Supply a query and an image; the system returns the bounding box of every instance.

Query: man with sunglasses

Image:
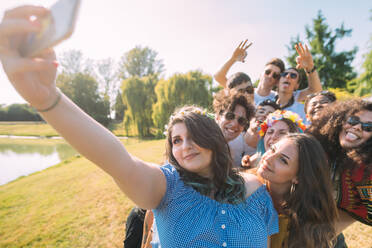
[274,43,322,122]
[213,89,255,168]
[214,39,285,105]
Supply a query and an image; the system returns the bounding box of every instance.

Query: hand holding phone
[20,0,81,57]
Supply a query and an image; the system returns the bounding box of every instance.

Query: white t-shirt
[277,91,308,124]
[228,133,256,168]
[254,89,276,106]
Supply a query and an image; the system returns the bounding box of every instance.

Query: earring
[290,183,296,195]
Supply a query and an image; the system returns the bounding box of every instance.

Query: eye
[279,130,288,135]
[280,156,288,165]
[267,129,274,134]
[172,137,182,145]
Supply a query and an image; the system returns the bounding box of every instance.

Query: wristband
[306,66,316,74]
[35,89,62,112]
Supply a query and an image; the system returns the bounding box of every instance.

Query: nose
[352,123,363,131]
[230,117,239,127]
[314,102,323,108]
[263,149,276,163]
[182,138,193,150]
[271,131,281,142]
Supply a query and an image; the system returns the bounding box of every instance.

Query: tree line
[1,10,371,137]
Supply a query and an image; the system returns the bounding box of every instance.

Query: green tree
[121,76,157,137]
[5,104,41,121]
[347,10,372,97]
[286,10,358,89]
[57,73,110,126]
[114,90,126,121]
[152,71,213,131]
[118,46,164,79]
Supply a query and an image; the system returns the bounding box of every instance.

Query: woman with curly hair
[256,133,338,248]
[308,99,372,229]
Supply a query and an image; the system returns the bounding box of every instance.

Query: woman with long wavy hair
[247,133,338,247]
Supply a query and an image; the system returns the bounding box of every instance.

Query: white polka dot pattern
[153,164,279,248]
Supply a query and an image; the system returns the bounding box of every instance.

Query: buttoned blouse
[153,164,279,248]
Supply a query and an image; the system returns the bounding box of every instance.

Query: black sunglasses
[280,72,298,79]
[238,85,254,94]
[264,69,280,80]
[225,112,248,126]
[346,116,372,132]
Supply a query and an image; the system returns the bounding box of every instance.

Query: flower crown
[258,110,306,137]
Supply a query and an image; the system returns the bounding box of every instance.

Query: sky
[0,0,371,105]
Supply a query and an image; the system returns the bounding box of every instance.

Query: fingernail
[52,61,59,68]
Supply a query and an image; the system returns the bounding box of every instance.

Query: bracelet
[35,89,62,112]
[306,66,316,74]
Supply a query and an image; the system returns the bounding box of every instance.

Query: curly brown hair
[212,89,255,124]
[307,99,372,167]
[165,106,246,204]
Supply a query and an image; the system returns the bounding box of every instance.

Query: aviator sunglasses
[264,69,280,80]
[225,112,248,126]
[280,71,298,79]
[346,116,372,132]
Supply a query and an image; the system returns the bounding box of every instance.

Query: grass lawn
[0,137,370,247]
[0,122,129,137]
[0,122,59,137]
[0,138,165,248]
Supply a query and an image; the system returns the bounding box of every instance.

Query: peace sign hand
[295,43,314,72]
[231,39,252,63]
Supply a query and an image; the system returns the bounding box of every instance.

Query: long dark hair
[308,99,372,168]
[165,106,246,204]
[282,133,337,248]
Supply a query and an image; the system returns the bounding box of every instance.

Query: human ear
[292,177,299,185]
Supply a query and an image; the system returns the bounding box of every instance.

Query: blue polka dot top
[153,164,279,248]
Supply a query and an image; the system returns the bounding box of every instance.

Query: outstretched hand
[0,6,58,110]
[231,39,252,63]
[295,43,314,72]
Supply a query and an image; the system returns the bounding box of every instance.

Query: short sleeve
[155,164,177,210]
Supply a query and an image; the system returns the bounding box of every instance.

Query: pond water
[0,139,77,185]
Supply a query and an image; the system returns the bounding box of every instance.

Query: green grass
[0,122,59,137]
[0,138,165,248]
[0,121,129,138]
[0,135,370,247]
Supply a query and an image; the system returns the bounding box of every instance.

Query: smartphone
[20,0,81,57]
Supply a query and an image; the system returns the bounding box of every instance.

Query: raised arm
[214,39,252,88]
[244,118,261,148]
[295,43,322,102]
[0,5,166,210]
